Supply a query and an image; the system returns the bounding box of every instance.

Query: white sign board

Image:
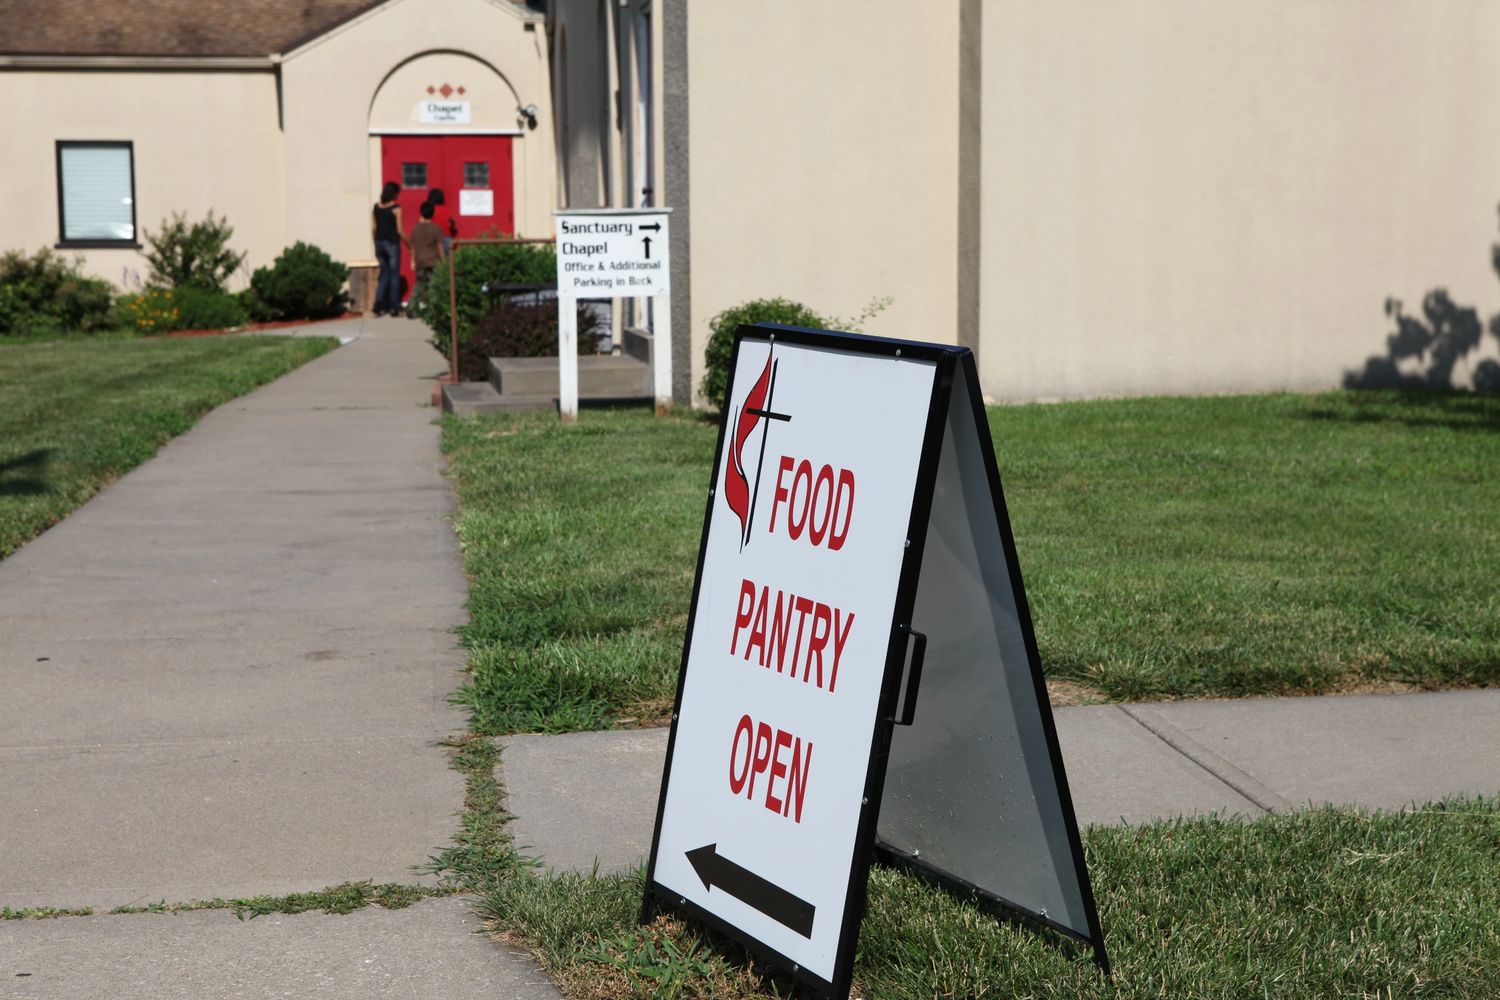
[553,208,675,420]
[556,211,670,296]
[458,188,493,216]
[418,100,471,124]
[647,332,936,989]
[644,327,1109,996]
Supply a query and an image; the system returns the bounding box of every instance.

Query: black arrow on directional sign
[642,236,653,259]
[686,844,815,938]
[639,222,662,232]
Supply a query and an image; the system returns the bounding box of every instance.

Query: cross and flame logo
[723,346,792,550]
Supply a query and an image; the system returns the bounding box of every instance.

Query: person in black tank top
[372,181,408,315]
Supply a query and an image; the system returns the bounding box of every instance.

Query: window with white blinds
[57,142,136,244]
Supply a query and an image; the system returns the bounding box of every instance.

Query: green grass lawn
[433,737,1500,998]
[442,390,1500,732]
[471,798,1500,999]
[437,392,1500,998]
[444,409,707,733]
[999,391,1500,702]
[0,335,337,558]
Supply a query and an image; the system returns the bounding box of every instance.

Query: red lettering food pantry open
[642,325,1109,997]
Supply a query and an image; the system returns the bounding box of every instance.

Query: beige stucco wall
[368,50,522,132]
[649,7,666,215]
[549,0,612,208]
[683,2,962,401]
[1,69,285,290]
[982,0,1500,401]
[282,0,555,266]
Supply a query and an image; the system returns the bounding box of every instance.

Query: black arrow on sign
[642,236,653,259]
[639,222,662,232]
[686,844,815,938]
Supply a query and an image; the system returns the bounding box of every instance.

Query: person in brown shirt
[409,202,447,316]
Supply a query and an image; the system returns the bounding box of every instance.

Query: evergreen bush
[248,242,349,321]
[237,286,275,323]
[699,298,829,410]
[421,240,556,350]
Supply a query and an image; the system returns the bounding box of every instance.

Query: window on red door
[463,162,489,188]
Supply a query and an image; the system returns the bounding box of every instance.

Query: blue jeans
[375,240,402,313]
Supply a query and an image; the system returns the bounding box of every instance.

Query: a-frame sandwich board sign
[641,325,1107,998]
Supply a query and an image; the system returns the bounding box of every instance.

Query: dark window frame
[55,140,140,249]
[402,162,428,189]
[463,161,490,188]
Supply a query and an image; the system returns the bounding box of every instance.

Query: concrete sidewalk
[0,317,559,998]
[500,688,1500,875]
[0,898,554,1000]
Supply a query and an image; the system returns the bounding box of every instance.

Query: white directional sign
[554,208,674,420]
[644,326,1108,997]
[556,211,670,297]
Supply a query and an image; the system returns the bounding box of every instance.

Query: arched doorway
[369,51,522,299]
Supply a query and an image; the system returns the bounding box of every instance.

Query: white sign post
[553,208,672,421]
[643,326,1108,997]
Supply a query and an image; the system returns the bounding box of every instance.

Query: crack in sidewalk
[1115,705,1294,815]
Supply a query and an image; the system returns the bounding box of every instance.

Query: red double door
[379,135,515,296]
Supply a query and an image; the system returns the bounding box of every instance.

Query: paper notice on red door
[459,189,493,216]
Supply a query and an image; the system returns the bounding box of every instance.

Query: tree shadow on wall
[1344,203,1500,401]
[0,449,54,497]
[1328,291,1500,432]
[1344,290,1500,395]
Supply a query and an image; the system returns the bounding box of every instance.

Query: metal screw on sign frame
[444,235,556,387]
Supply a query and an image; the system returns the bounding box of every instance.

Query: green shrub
[142,212,246,293]
[453,299,601,380]
[248,242,348,321]
[422,240,556,352]
[173,285,246,330]
[236,286,275,323]
[699,298,828,410]
[113,286,246,334]
[115,289,180,333]
[0,249,114,337]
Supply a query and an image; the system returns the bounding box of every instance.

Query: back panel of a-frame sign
[875,360,1103,957]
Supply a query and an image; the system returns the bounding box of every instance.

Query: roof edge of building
[278,0,543,62]
[276,0,390,59]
